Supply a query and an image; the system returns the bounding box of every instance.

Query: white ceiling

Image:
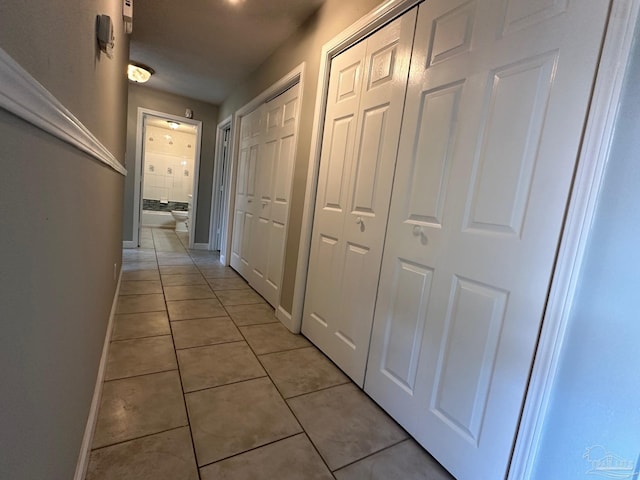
[130,0,326,105]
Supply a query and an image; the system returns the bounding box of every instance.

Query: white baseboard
[277,305,300,334]
[192,243,210,251]
[74,269,122,480]
[122,241,137,249]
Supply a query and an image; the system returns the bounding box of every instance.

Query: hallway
[85,228,453,479]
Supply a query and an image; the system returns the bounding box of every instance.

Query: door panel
[248,84,300,306]
[380,259,433,395]
[364,0,609,478]
[230,110,260,276]
[303,8,418,386]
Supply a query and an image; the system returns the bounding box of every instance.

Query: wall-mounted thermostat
[97,14,114,58]
[123,0,133,34]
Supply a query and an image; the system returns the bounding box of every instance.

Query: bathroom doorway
[209,117,232,257]
[132,108,203,249]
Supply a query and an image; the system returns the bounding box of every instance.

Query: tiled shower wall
[143,126,196,204]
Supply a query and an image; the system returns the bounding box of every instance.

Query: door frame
[291,0,640,476]
[208,115,232,258]
[131,108,203,249]
[223,63,305,327]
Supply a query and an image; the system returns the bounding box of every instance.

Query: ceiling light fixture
[167,121,180,130]
[127,62,154,83]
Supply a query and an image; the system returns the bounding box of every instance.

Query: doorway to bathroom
[132,108,203,249]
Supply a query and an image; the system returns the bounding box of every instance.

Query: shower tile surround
[87,228,454,480]
[142,125,196,206]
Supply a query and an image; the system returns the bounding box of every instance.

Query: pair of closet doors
[302,0,609,478]
[230,84,299,307]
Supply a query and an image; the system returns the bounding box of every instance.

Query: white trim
[292,0,421,332]
[122,240,137,249]
[73,268,122,480]
[277,306,295,332]
[225,64,305,319]
[132,108,203,249]
[508,1,640,477]
[0,48,126,176]
[209,116,233,254]
[192,243,210,251]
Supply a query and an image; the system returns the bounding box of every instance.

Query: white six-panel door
[250,85,300,306]
[364,0,610,478]
[230,106,262,278]
[302,9,418,386]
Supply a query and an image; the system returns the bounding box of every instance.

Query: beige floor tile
[225,303,279,326]
[239,323,310,355]
[119,280,163,296]
[177,342,265,392]
[164,285,215,301]
[92,371,188,449]
[201,267,240,279]
[334,439,453,480]
[172,317,243,349]
[215,289,265,306]
[122,251,157,263]
[160,265,201,275]
[112,311,171,341]
[167,298,226,321]
[116,294,166,314]
[122,270,160,281]
[200,434,333,480]
[161,274,207,286]
[155,244,186,253]
[122,261,158,272]
[186,377,302,466]
[157,257,194,266]
[198,265,234,275]
[260,347,349,398]
[106,336,177,380]
[287,383,408,470]
[86,427,198,480]
[206,277,249,290]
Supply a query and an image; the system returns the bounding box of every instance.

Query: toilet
[170,210,188,232]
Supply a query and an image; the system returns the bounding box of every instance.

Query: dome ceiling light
[127,62,154,83]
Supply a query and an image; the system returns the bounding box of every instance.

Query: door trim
[209,115,232,259]
[508,0,640,477]
[131,108,203,249]
[292,0,639,475]
[224,63,305,328]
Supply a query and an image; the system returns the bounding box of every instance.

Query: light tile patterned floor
[86,228,454,480]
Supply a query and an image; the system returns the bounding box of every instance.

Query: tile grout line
[154,228,203,480]
[330,437,410,473]
[91,425,191,453]
[142,229,386,478]
[229,315,339,480]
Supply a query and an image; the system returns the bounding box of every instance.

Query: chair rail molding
[0,47,126,176]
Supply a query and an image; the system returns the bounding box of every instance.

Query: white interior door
[302,9,418,386]
[230,107,262,278]
[364,0,610,478]
[250,84,300,306]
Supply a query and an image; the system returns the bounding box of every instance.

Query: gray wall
[532,19,640,479]
[0,0,129,478]
[123,84,219,244]
[220,0,381,313]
